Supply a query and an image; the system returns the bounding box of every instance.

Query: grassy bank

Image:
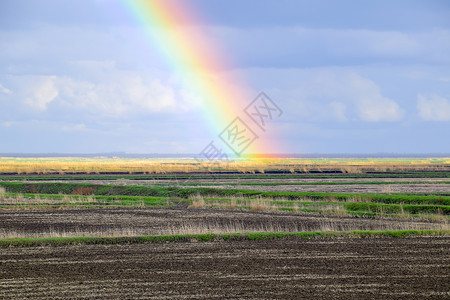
[0,230,448,248]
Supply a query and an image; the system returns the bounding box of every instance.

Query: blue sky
[1,0,449,154]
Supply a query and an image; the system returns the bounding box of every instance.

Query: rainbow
[119,0,282,157]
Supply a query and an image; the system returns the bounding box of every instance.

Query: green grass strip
[257,191,450,204]
[0,230,448,248]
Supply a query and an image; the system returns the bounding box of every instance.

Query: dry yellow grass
[188,194,206,208]
[0,157,449,174]
[2,218,445,239]
[249,199,271,212]
[0,194,99,206]
[321,203,349,216]
[0,227,143,239]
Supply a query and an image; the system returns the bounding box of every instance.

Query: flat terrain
[1,237,449,299]
[0,162,449,299]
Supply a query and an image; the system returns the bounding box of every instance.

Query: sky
[0,0,449,155]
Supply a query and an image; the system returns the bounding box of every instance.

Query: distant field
[0,157,449,174]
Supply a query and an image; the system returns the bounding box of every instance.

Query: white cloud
[0,83,13,95]
[55,72,193,116]
[23,76,59,111]
[417,94,450,121]
[348,73,403,122]
[249,68,404,122]
[4,65,199,116]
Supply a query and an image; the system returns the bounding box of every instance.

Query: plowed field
[1,237,448,299]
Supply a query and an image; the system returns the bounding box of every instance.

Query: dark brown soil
[0,208,445,238]
[1,237,448,299]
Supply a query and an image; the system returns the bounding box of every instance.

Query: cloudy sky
[1,0,449,154]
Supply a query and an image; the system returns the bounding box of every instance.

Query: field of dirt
[0,207,446,239]
[1,237,448,299]
[1,172,448,299]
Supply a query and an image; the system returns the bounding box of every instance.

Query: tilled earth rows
[0,237,448,299]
